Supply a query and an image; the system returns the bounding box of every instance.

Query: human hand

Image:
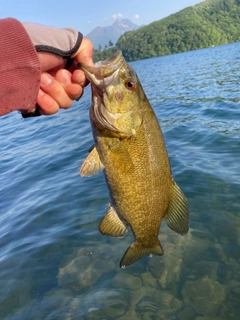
[37,37,93,115]
[23,23,94,116]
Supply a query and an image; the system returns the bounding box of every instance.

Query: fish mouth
[78,51,124,88]
[79,51,139,136]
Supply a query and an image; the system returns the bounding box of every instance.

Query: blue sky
[0,0,204,36]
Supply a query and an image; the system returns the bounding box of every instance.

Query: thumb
[72,37,94,66]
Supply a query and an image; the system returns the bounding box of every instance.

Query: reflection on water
[1,42,240,319]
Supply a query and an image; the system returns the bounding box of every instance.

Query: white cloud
[134,14,139,19]
[112,13,123,19]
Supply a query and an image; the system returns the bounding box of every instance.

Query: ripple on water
[1,43,240,319]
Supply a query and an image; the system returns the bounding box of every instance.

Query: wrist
[23,22,83,58]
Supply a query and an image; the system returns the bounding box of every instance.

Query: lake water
[1,42,240,319]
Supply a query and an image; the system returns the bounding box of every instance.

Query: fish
[79,51,189,268]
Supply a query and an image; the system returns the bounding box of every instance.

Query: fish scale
[79,51,189,267]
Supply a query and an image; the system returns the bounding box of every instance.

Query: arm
[0,18,40,116]
[0,18,93,117]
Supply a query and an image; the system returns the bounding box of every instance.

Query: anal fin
[80,146,104,177]
[99,205,128,238]
[164,181,189,235]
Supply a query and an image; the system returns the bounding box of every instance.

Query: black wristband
[35,32,83,59]
[21,105,41,118]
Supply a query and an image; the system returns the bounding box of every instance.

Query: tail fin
[120,240,163,268]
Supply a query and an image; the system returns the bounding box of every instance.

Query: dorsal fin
[164,181,189,235]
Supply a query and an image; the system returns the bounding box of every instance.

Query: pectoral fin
[120,240,163,268]
[80,146,104,176]
[164,181,189,235]
[99,205,128,237]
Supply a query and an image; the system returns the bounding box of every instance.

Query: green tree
[94,0,240,62]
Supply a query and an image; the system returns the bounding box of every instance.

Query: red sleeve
[0,18,41,116]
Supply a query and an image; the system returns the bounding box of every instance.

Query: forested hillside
[93,0,240,62]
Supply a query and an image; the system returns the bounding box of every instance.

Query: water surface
[1,42,240,319]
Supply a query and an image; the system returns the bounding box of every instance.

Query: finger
[37,52,65,72]
[37,89,59,115]
[40,72,72,109]
[72,69,89,88]
[72,37,94,66]
[56,69,83,99]
[67,60,89,87]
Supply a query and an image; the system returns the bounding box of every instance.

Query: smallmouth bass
[79,51,189,268]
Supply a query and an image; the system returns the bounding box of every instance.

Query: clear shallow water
[1,42,240,319]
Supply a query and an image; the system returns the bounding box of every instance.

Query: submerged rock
[141,271,157,288]
[58,244,117,292]
[181,275,226,316]
[80,288,129,319]
[58,255,100,290]
[0,278,32,318]
[177,305,197,320]
[113,272,142,290]
[132,287,182,319]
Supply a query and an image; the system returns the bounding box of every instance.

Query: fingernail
[72,70,86,87]
[41,73,52,86]
[57,69,71,85]
[76,89,84,101]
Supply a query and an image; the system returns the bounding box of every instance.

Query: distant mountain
[86,19,140,49]
[93,0,240,62]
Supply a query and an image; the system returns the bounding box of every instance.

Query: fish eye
[125,79,136,91]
